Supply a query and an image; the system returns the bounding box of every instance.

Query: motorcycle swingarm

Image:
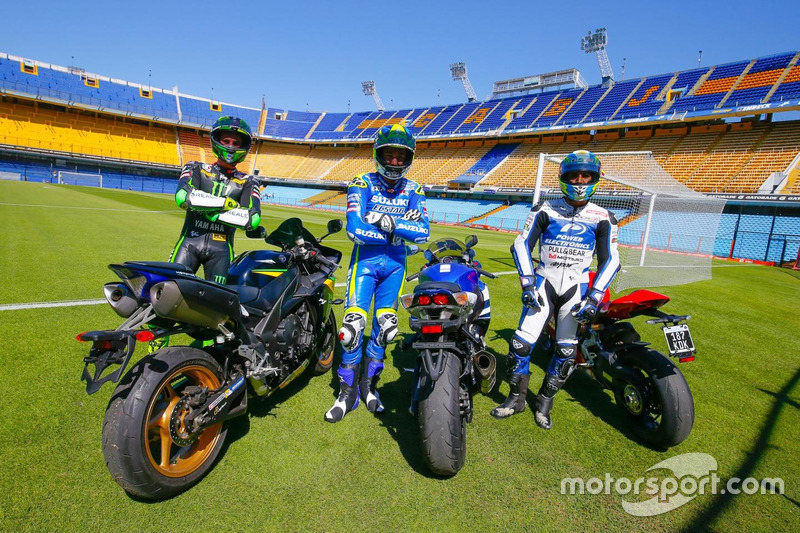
[592,349,644,389]
[184,375,249,432]
[80,330,136,395]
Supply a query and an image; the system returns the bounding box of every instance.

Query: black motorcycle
[78,217,342,499]
[400,236,497,476]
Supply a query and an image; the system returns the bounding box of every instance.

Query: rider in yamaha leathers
[325,124,430,423]
[170,116,262,284]
[491,150,620,430]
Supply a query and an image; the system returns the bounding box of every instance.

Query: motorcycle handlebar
[313,251,341,270]
[476,268,497,279]
[406,271,420,282]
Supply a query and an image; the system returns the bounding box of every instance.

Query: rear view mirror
[327,219,343,234]
[465,235,478,248]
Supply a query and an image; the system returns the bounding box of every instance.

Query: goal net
[58,171,103,188]
[534,151,726,292]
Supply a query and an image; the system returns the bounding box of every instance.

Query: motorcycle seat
[414,281,462,294]
[124,261,194,273]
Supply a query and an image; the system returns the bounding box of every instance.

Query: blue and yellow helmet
[559,150,601,201]
[374,124,415,180]
[210,116,253,165]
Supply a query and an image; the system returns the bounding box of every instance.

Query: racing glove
[520,276,542,310]
[571,288,605,323]
[222,197,240,211]
[365,211,396,233]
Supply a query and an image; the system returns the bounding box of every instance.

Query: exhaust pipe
[103,282,139,318]
[473,350,497,394]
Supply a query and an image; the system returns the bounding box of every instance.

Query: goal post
[534,151,727,292]
[57,171,103,188]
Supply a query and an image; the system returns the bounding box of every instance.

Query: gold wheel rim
[144,364,223,478]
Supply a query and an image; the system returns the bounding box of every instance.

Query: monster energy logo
[212,181,230,197]
[215,275,227,284]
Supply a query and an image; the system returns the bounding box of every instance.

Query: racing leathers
[170,161,261,284]
[326,172,429,421]
[493,197,620,423]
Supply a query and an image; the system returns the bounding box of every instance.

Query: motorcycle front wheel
[313,312,336,375]
[612,347,694,448]
[102,347,228,500]
[418,351,466,476]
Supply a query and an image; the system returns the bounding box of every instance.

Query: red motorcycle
[539,277,696,448]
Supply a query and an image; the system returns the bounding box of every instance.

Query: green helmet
[373,124,415,180]
[210,116,253,165]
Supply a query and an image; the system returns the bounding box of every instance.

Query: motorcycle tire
[418,351,466,476]
[612,347,694,448]
[313,313,336,375]
[102,346,228,500]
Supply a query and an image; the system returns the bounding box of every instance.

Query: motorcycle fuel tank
[419,263,479,294]
[228,250,293,288]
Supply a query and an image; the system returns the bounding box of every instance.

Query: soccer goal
[58,171,103,188]
[534,151,727,291]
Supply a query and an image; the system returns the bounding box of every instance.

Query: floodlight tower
[450,62,478,102]
[581,28,614,87]
[361,80,385,111]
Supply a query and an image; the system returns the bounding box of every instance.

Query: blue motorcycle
[400,235,497,476]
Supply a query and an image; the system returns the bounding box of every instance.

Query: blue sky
[3,0,796,113]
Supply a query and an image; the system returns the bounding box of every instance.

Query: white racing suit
[510,197,620,376]
[501,197,619,425]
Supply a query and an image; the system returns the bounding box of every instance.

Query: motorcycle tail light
[418,294,432,306]
[433,294,450,306]
[422,324,443,334]
[679,355,695,363]
[400,294,414,309]
[76,332,88,342]
[135,330,156,343]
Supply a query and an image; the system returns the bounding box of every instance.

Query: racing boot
[360,357,385,414]
[490,372,530,419]
[324,363,360,423]
[534,374,564,430]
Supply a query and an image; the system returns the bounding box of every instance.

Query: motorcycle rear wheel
[418,351,466,476]
[612,347,694,448]
[102,347,227,500]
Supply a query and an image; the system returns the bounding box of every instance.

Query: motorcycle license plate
[663,324,695,356]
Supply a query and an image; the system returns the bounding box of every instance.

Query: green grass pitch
[0,181,798,532]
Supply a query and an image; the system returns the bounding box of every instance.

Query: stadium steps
[608,79,645,120]
[718,59,757,107]
[763,51,800,103]
[717,123,776,191]
[497,97,537,133]
[551,90,588,126]
[304,113,326,140]
[782,159,800,194]
[257,108,268,136]
[658,68,715,115]
[463,204,509,224]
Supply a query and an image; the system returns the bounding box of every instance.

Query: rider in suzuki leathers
[491,150,620,430]
[325,124,430,423]
[170,116,262,284]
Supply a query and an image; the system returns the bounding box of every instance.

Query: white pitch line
[0,264,756,312]
[0,299,107,311]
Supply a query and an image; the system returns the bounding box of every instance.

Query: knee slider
[376,311,398,347]
[339,311,366,351]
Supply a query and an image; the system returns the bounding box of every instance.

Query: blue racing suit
[340,172,430,365]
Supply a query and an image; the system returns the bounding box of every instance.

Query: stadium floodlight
[450,62,478,102]
[581,27,614,87]
[361,80,385,111]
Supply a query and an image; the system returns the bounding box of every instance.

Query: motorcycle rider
[325,124,430,423]
[170,116,262,284]
[491,150,620,430]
